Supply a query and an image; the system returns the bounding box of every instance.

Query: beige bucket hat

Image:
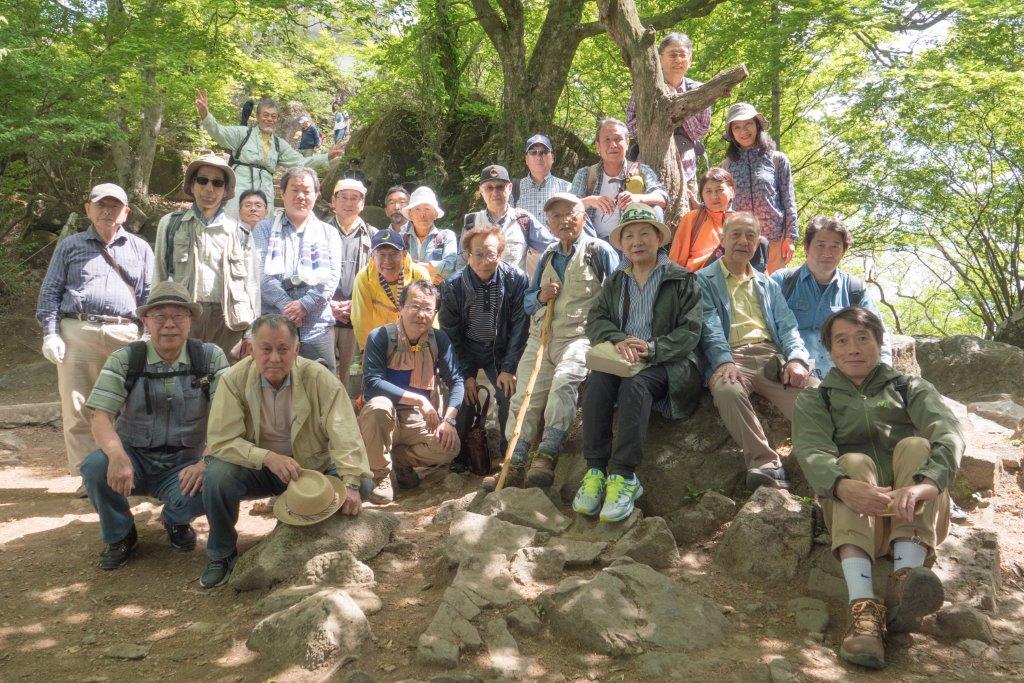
[273,469,348,526]
[136,281,204,320]
[183,154,237,200]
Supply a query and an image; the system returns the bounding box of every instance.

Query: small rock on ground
[303,550,376,587]
[444,512,537,566]
[936,604,994,643]
[786,597,829,634]
[606,516,678,568]
[469,487,570,534]
[715,488,812,583]
[957,639,998,659]
[561,508,642,543]
[505,605,542,636]
[543,537,607,567]
[103,643,150,660]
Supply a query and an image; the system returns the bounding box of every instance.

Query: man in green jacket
[575,204,703,522]
[792,307,964,670]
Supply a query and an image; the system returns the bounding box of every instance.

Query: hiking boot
[525,452,557,489]
[394,461,421,490]
[572,468,607,516]
[884,566,944,634]
[98,525,138,570]
[164,521,196,552]
[481,461,527,491]
[367,476,395,505]
[746,465,791,490]
[599,474,644,523]
[200,552,237,589]
[839,598,886,669]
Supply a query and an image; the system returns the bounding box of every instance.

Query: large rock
[509,547,565,584]
[664,491,737,546]
[540,559,728,655]
[994,306,1024,350]
[302,550,376,587]
[916,335,1024,404]
[416,585,486,668]
[967,395,1024,431]
[247,590,371,668]
[606,516,678,568]
[935,605,994,643]
[254,584,382,617]
[0,361,57,392]
[229,509,399,591]
[433,491,481,527]
[451,552,525,606]
[0,402,61,428]
[715,488,813,582]
[468,487,570,534]
[481,616,524,677]
[562,508,642,543]
[891,335,921,376]
[444,512,537,566]
[543,537,607,567]
[934,526,1001,612]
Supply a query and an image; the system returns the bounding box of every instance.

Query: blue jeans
[80,448,206,544]
[202,457,373,560]
[300,328,337,374]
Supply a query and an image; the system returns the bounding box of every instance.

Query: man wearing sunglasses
[511,134,571,230]
[155,155,259,360]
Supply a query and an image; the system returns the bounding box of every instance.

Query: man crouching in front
[200,314,372,588]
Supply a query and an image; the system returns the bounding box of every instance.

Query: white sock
[841,557,875,602]
[892,540,927,571]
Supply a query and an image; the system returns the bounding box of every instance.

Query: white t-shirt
[593,173,623,238]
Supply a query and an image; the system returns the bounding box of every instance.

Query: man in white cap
[511,134,571,227]
[325,177,378,379]
[37,183,154,495]
[462,165,556,277]
[297,115,322,157]
[80,281,227,570]
[154,154,259,359]
[494,191,618,489]
[194,90,344,217]
[400,186,458,285]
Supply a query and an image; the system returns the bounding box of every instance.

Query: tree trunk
[598,0,747,225]
[768,0,783,143]
[128,68,163,207]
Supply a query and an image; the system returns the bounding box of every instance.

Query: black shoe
[200,552,237,589]
[746,465,791,490]
[164,521,196,552]
[448,459,469,474]
[395,461,421,490]
[99,525,139,570]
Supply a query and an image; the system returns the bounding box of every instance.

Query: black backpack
[227,125,280,170]
[123,339,217,414]
[162,210,187,277]
[819,375,911,414]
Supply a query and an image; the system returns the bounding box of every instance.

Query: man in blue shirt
[298,116,322,156]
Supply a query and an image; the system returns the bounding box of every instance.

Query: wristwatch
[444,416,457,427]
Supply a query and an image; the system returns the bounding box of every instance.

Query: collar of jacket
[241,356,318,444]
[820,361,900,395]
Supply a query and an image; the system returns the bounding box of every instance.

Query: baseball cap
[371,228,406,251]
[542,192,583,212]
[89,183,128,205]
[333,178,368,196]
[525,134,553,153]
[479,165,511,184]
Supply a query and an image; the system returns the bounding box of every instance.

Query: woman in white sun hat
[399,186,458,285]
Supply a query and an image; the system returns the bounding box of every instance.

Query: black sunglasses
[194,177,226,188]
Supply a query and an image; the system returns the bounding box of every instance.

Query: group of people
[34,31,964,671]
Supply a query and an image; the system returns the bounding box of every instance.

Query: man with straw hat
[80,281,228,570]
[202,313,372,588]
[154,154,259,359]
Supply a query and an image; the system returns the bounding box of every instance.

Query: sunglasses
[194,176,226,188]
[526,149,551,156]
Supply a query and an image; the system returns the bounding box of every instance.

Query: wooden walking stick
[495,299,555,491]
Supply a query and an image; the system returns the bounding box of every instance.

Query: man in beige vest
[492,193,619,488]
[154,155,259,359]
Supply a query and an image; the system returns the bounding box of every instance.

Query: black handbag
[465,385,492,476]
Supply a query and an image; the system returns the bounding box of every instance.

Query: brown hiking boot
[394,461,421,490]
[525,452,557,488]
[885,566,944,634]
[839,598,886,669]
[481,461,527,491]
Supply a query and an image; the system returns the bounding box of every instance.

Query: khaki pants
[335,326,358,381]
[57,318,140,473]
[358,396,459,479]
[191,302,245,361]
[710,342,817,468]
[822,437,950,561]
[505,335,590,447]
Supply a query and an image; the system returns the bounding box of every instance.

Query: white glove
[42,334,66,364]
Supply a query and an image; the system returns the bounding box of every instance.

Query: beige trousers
[358,396,459,479]
[57,318,140,473]
[710,342,817,468]
[334,326,358,381]
[190,302,245,362]
[505,335,590,446]
[821,437,950,561]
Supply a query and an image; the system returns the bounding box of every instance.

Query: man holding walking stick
[487,193,618,489]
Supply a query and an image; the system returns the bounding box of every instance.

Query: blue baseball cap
[525,134,553,153]
[371,228,405,251]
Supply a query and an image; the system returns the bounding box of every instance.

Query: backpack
[123,339,217,415]
[819,375,911,415]
[227,125,280,169]
[779,269,866,306]
[383,323,438,367]
[162,210,187,277]
[535,239,607,284]
[584,161,641,197]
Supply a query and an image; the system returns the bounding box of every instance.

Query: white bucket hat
[722,102,769,141]
[401,186,445,220]
[273,469,348,526]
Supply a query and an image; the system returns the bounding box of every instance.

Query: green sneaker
[599,474,643,523]
[572,468,606,516]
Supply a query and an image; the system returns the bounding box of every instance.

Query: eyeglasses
[146,313,191,325]
[547,210,582,222]
[404,304,436,315]
[194,177,226,188]
[470,249,500,261]
[241,201,266,210]
[526,149,551,157]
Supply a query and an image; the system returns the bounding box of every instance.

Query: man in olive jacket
[792,307,964,670]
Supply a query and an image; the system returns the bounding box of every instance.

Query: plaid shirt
[511,173,571,225]
[626,77,711,182]
[36,225,153,336]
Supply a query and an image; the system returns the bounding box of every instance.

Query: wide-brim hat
[722,103,769,142]
[273,469,348,526]
[136,280,204,320]
[183,154,236,200]
[609,203,671,250]
[401,186,444,219]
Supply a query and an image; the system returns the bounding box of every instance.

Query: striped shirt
[618,253,672,341]
[36,225,154,336]
[512,173,571,225]
[464,268,498,343]
[86,341,229,416]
